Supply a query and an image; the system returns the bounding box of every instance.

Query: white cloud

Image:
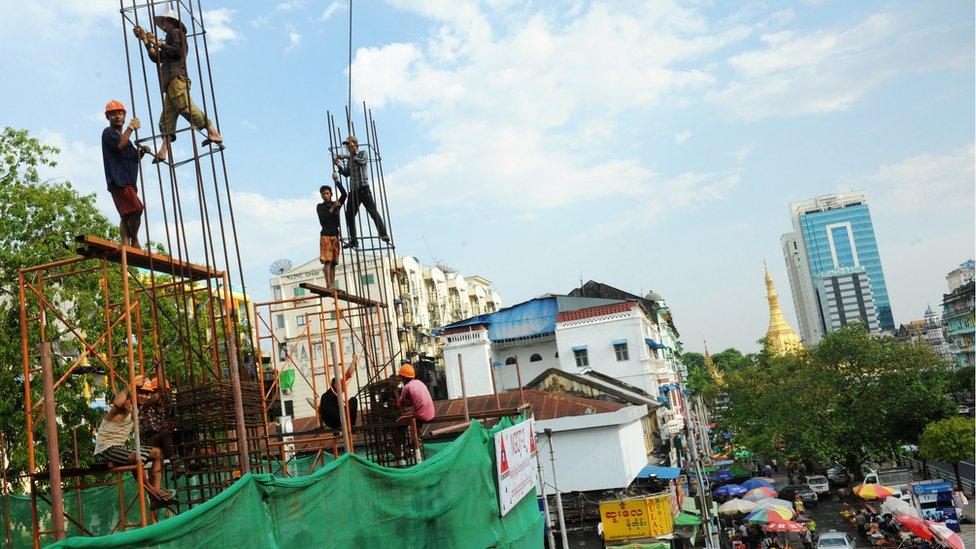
[320,1,344,22]
[1,0,117,39]
[203,9,242,52]
[711,8,973,120]
[285,31,303,52]
[730,146,752,162]
[275,1,305,12]
[840,144,976,213]
[674,130,693,145]
[352,2,752,216]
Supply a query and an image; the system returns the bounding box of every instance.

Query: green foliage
[0,127,116,481]
[919,416,975,465]
[720,324,954,469]
[950,366,974,397]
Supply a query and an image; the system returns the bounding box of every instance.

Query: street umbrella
[763,521,808,533]
[895,515,934,541]
[743,487,778,501]
[708,470,735,483]
[744,507,794,524]
[733,449,754,460]
[854,483,896,500]
[718,498,758,516]
[882,496,920,518]
[755,498,795,512]
[714,484,748,498]
[743,478,775,491]
[927,521,965,549]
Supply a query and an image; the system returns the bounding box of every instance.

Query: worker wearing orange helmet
[102,100,151,248]
[395,360,435,424]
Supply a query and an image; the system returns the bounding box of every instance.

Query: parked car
[806,475,830,497]
[817,531,855,549]
[957,405,971,415]
[780,484,818,508]
[826,465,850,486]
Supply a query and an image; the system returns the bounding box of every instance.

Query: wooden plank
[299,282,388,308]
[75,235,222,281]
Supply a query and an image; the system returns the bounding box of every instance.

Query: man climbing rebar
[93,375,176,508]
[317,173,347,288]
[332,136,389,249]
[133,9,223,164]
[101,100,150,248]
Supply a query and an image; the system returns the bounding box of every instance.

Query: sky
[0,0,973,353]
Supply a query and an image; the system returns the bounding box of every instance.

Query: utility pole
[544,428,569,548]
[684,396,716,549]
[535,436,558,549]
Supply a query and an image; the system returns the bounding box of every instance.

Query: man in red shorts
[317,173,347,288]
[101,100,151,248]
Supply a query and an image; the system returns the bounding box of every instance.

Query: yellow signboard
[600,494,674,542]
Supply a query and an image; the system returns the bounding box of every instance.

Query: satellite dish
[269,259,293,275]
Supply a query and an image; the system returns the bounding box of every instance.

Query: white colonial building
[441,294,687,458]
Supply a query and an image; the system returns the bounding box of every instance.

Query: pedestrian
[771,459,778,473]
[133,9,223,165]
[317,175,347,288]
[801,527,812,549]
[793,494,805,515]
[855,510,868,542]
[333,135,390,249]
[739,521,750,549]
[764,463,774,477]
[93,375,175,508]
[102,100,151,248]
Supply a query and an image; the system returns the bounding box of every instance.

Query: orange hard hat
[398,363,415,379]
[104,100,126,114]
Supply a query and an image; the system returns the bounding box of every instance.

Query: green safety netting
[38,418,542,548]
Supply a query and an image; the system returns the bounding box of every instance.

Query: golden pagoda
[703,340,725,386]
[764,263,803,355]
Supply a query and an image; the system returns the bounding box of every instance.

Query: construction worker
[102,100,151,248]
[317,174,348,288]
[318,354,358,430]
[93,375,176,508]
[395,361,435,425]
[133,9,223,164]
[332,136,389,249]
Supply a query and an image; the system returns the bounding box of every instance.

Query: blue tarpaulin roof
[637,465,681,480]
[442,296,625,342]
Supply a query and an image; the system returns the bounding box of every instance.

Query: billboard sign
[494,419,539,516]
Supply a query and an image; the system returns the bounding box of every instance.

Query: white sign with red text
[494,419,540,516]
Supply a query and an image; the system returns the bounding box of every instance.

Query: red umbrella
[763,521,808,533]
[896,515,934,541]
[927,521,965,549]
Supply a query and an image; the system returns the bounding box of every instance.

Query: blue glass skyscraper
[782,191,894,343]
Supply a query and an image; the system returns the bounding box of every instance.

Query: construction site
[0,1,543,547]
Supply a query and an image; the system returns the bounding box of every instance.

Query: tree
[950,366,974,399]
[0,127,117,480]
[919,417,975,490]
[720,324,954,473]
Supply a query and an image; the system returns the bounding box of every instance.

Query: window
[574,349,589,368]
[614,343,629,361]
[278,342,287,361]
[529,353,542,362]
[293,287,306,297]
[273,285,283,300]
[296,315,306,327]
[361,273,376,285]
[275,314,285,329]
[505,357,517,365]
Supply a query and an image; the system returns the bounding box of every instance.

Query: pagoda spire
[764,262,803,355]
[703,339,724,386]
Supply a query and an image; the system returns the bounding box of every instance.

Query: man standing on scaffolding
[333,136,390,249]
[102,99,151,248]
[317,174,347,288]
[133,9,223,165]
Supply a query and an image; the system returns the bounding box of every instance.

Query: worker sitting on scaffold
[132,9,223,165]
[102,99,151,249]
[93,375,176,508]
[332,135,390,249]
[317,173,348,288]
